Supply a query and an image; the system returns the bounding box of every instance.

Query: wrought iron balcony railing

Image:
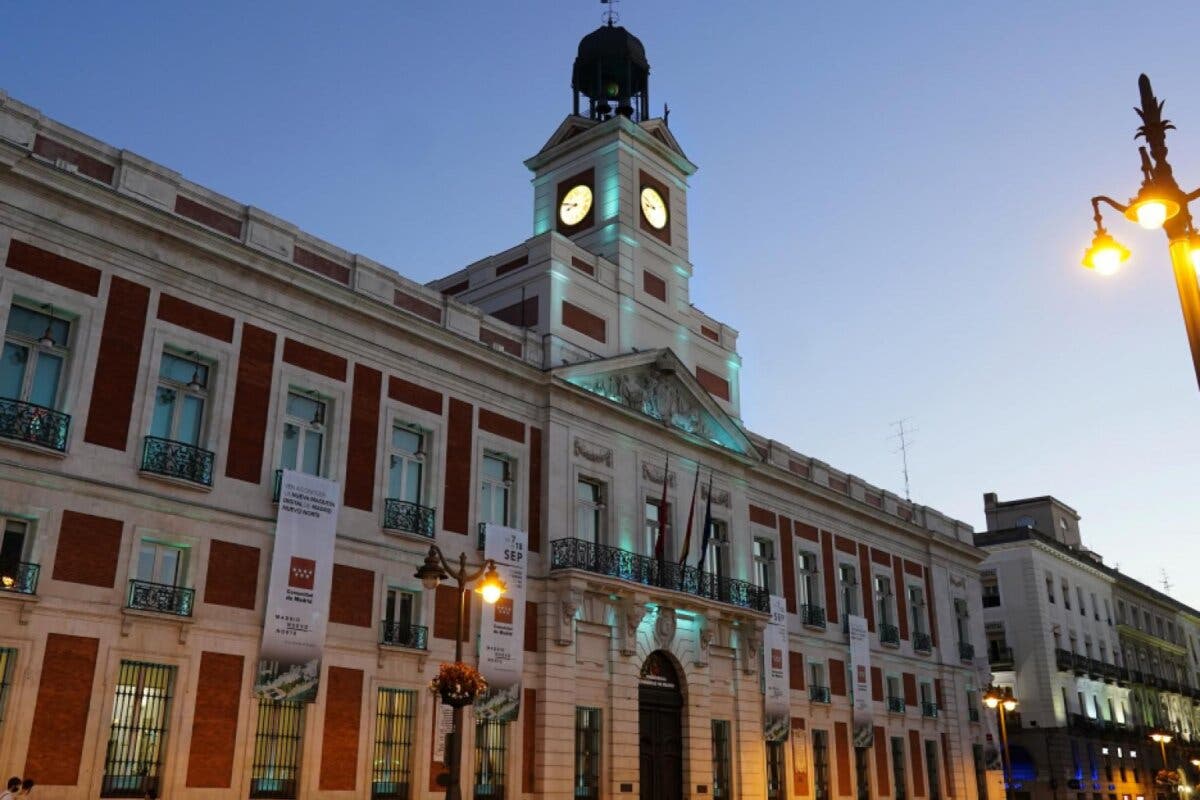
[810,685,831,704]
[880,622,900,646]
[0,397,69,451]
[982,594,1000,608]
[141,435,214,486]
[0,561,39,595]
[127,579,194,617]
[549,537,770,613]
[887,696,905,713]
[382,499,436,538]
[958,641,975,662]
[989,646,1015,670]
[913,631,932,654]
[800,603,827,629]
[921,701,939,718]
[380,621,428,650]
[1055,648,1074,671]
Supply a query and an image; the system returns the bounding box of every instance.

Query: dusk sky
[4,2,1198,606]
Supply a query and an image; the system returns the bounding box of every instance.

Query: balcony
[989,646,1015,670]
[880,622,900,646]
[887,696,906,714]
[126,579,194,617]
[921,701,939,718]
[958,641,975,662]
[140,435,214,486]
[380,621,428,650]
[549,538,770,613]
[810,685,831,704]
[0,397,69,451]
[800,603,827,630]
[1055,648,1074,671]
[382,499,436,538]
[982,594,1000,608]
[0,561,39,595]
[913,631,932,654]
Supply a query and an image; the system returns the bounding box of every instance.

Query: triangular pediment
[638,118,689,160]
[535,115,600,156]
[553,349,757,459]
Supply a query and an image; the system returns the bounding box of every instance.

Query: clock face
[559,184,593,227]
[640,186,668,230]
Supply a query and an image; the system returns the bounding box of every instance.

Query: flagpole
[678,465,700,567]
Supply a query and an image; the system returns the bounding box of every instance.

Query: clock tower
[430,22,742,419]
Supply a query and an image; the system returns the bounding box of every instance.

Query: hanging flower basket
[1155,769,1180,787]
[429,662,488,708]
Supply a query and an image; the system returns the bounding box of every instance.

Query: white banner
[763,594,789,735]
[253,470,340,702]
[848,613,873,746]
[475,523,527,721]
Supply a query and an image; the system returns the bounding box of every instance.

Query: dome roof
[575,24,648,71]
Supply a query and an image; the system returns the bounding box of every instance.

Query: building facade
[976,493,1200,800]
[0,24,999,800]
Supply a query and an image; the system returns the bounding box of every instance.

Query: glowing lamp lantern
[1082,230,1131,275]
[1124,185,1180,230]
[475,565,507,605]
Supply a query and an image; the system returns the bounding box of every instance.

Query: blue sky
[4,2,1198,606]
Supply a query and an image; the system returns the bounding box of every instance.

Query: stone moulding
[573,438,613,467]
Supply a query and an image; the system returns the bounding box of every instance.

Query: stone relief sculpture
[621,602,649,656]
[573,439,613,467]
[653,606,677,648]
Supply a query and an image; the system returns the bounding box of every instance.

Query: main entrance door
[638,651,683,800]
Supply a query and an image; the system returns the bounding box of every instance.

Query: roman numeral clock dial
[559,184,593,226]
[640,186,668,229]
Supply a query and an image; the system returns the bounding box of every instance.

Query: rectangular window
[711,720,733,799]
[1,303,71,408]
[1047,575,1056,604]
[799,552,820,609]
[1077,586,1086,616]
[753,537,775,594]
[813,730,831,800]
[924,740,941,800]
[0,517,31,592]
[972,744,988,800]
[388,425,425,504]
[1117,601,1125,624]
[981,571,1000,607]
[875,574,893,623]
[1091,592,1099,620]
[372,688,416,799]
[101,660,176,797]
[382,588,422,647]
[250,700,305,799]
[909,585,926,635]
[474,719,507,800]
[644,499,667,556]
[1063,580,1071,610]
[0,648,15,722]
[575,478,605,545]
[704,519,729,582]
[479,453,512,527]
[954,597,970,645]
[892,736,908,800]
[767,740,786,800]
[855,746,871,800]
[281,391,326,476]
[150,351,209,445]
[839,563,859,618]
[574,707,601,800]
[136,539,186,586]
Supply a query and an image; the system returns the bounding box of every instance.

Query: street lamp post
[415,545,507,800]
[984,686,1019,800]
[1151,731,1173,769]
[1081,74,1200,391]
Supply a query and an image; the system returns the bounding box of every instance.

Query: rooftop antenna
[601,0,619,26]
[889,418,917,502]
[1160,569,1173,593]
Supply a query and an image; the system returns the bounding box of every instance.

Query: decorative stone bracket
[557,590,582,646]
[621,600,649,656]
[742,625,764,675]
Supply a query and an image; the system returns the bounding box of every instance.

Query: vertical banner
[763,594,790,741]
[848,613,873,747]
[254,470,340,702]
[475,523,527,721]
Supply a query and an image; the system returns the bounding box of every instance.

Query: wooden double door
[638,684,683,800]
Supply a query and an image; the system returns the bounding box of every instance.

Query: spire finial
[601,0,619,26]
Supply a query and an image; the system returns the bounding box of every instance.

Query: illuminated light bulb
[480,582,503,604]
[1135,200,1169,230]
[1082,230,1131,275]
[1092,246,1124,275]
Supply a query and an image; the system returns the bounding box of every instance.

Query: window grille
[250,700,305,799]
[892,736,908,800]
[372,688,416,799]
[101,661,176,797]
[0,648,15,722]
[574,707,601,800]
[473,719,507,800]
[813,730,831,800]
[711,720,733,799]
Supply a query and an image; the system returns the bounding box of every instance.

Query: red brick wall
[829,658,846,696]
[84,276,150,450]
[175,195,242,238]
[903,673,918,706]
[643,270,667,301]
[909,730,926,797]
[343,364,382,511]
[695,366,731,401]
[186,652,244,787]
[941,733,954,796]
[157,293,235,342]
[778,515,796,613]
[522,688,537,792]
[749,505,776,528]
[478,408,524,443]
[388,375,443,415]
[5,240,101,296]
[433,584,468,641]
[329,564,374,627]
[394,289,442,324]
[204,540,260,609]
[561,300,606,343]
[924,564,939,647]
[33,135,113,182]
[871,666,883,701]
[442,399,473,535]
[293,246,350,286]
[282,337,347,381]
[789,651,805,690]
[319,667,363,790]
[858,543,875,632]
[822,530,839,624]
[528,426,542,553]
[893,557,910,640]
[874,727,891,795]
[53,510,123,587]
[24,633,99,785]
[494,255,528,276]
[794,521,819,542]
[834,721,852,796]
[225,324,277,482]
[524,601,538,652]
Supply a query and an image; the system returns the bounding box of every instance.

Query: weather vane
[601,0,619,26]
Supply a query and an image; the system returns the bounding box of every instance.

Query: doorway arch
[638,650,684,800]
